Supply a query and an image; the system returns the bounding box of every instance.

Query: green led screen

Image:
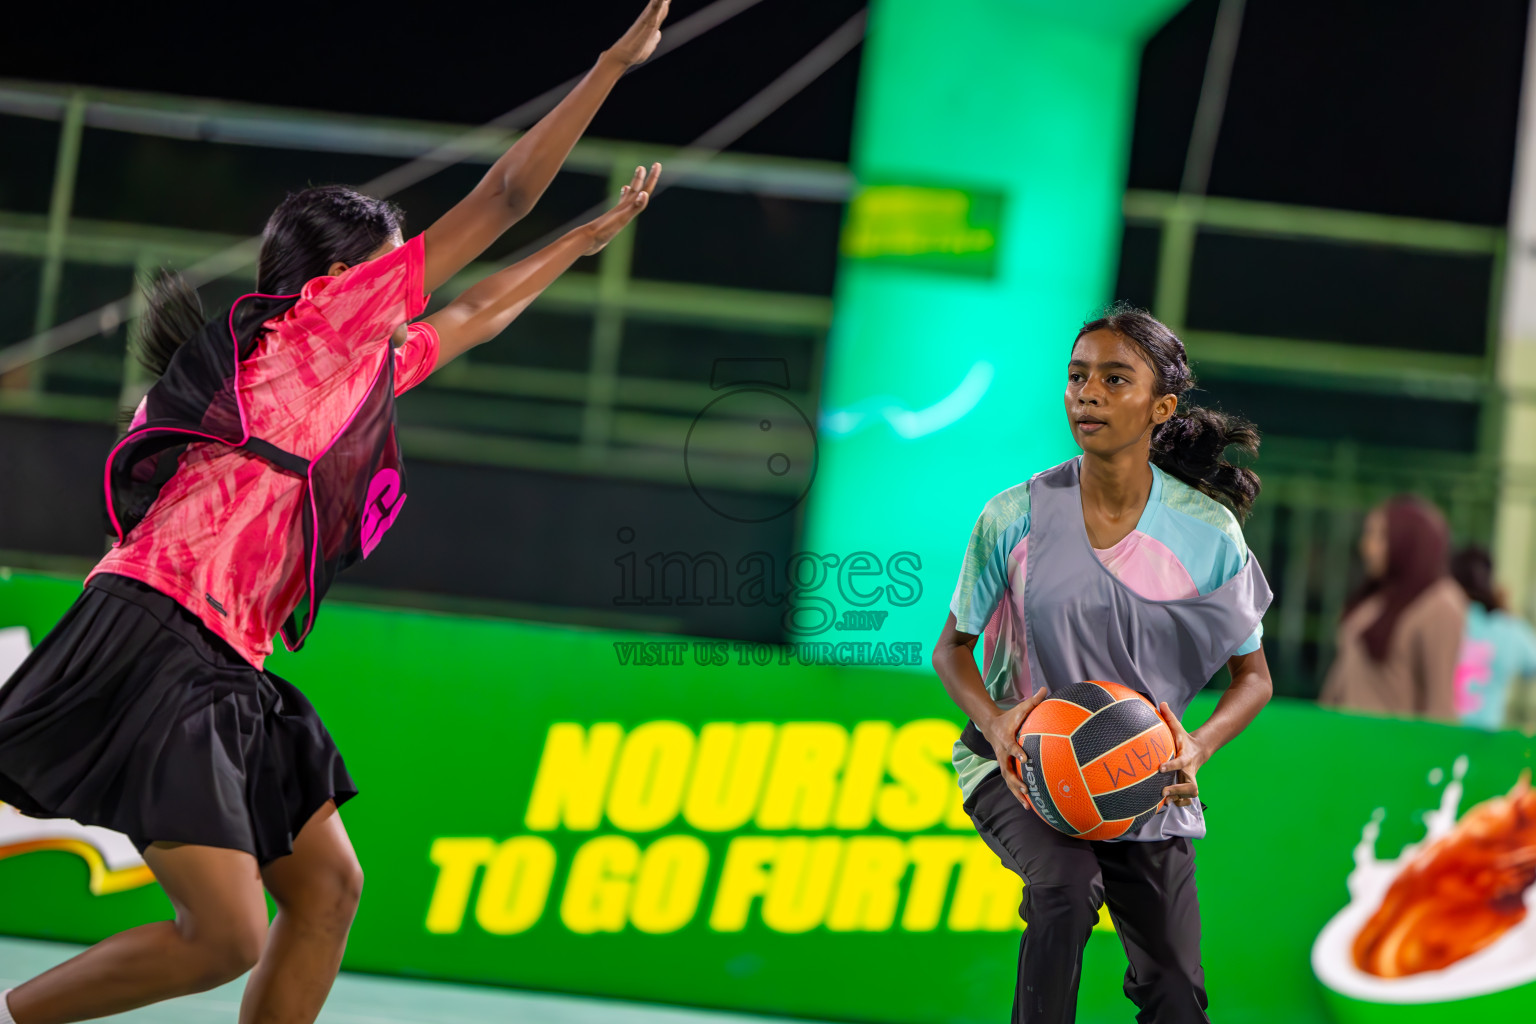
[806,0,1188,659]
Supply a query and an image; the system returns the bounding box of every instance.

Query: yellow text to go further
[424,833,1025,937]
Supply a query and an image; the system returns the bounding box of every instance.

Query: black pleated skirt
[0,573,356,865]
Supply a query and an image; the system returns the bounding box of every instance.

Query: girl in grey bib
[933,304,1275,1024]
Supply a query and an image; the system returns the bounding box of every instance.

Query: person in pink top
[0,3,670,1021]
[94,225,443,668]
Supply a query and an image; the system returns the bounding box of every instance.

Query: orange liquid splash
[1353,770,1536,977]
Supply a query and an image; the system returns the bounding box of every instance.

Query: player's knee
[287,851,365,928]
[336,856,365,916]
[182,915,266,989]
[318,858,364,928]
[1024,881,1102,935]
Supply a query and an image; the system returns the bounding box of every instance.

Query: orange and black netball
[1014,680,1176,840]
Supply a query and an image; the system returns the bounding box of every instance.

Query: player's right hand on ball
[984,686,1047,804]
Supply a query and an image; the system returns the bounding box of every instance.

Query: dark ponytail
[131,185,405,381]
[1075,302,1262,521]
[132,270,206,378]
[1451,544,1502,612]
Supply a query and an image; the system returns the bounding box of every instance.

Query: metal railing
[1125,187,1518,694]
[1127,189,1504,407]
[3,80,1532,698]
[0,80,848,494]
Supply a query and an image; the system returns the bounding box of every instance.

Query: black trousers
[964,771,1209,1024]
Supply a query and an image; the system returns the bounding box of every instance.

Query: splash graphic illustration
[1354,767,1535,976]
[1312,757,1536,1018]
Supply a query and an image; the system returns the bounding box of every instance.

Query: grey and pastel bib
[961,457,1273,840]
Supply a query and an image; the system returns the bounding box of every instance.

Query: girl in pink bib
[0,4,670,1021]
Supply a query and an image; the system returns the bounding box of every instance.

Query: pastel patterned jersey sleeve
[394,322,440,396]
[1152,468,1264,656]
[291,233,430,360]
[949,483,1031,634]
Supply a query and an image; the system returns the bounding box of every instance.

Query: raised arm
[422,164,659,369]
[420,0,670,293]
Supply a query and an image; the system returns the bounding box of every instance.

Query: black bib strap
[242,436,310,477]
[960,719,996,761]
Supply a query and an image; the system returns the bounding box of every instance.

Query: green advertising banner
[2,571,1534,1024]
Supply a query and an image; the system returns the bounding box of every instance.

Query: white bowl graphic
[1312,757,1536,1023]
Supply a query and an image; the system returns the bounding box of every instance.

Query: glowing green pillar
[805,0,1187,656]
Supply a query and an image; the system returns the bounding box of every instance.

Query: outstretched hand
[608,0,671,67]
[1158,701,1209,807]
[982,686,1048,807]
[585,163,661,255]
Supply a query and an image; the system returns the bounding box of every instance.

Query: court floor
[0,936,813,1024]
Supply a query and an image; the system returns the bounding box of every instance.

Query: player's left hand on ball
[1157,701,1208,808]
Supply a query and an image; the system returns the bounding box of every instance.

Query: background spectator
[1450,545,1536,731]
[1319,496,1464,719]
